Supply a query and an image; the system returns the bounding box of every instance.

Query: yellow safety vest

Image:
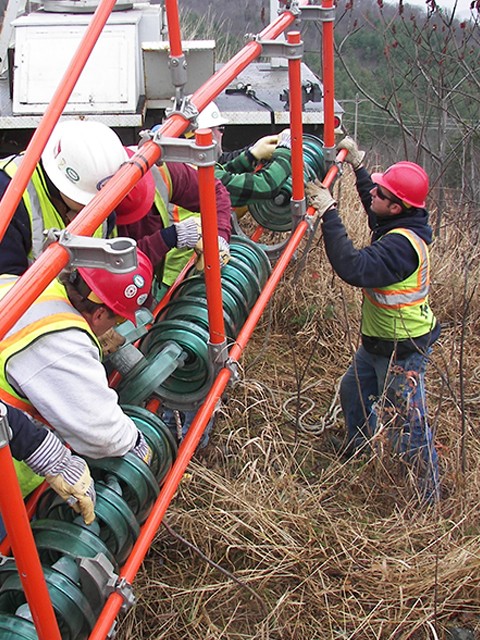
[0,275,100,496]
[151,164,199,286]
[0,155,107,263]
[361,228,436,340]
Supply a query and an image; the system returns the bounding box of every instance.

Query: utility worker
[305,137,441,503]
[191,101,293,208]
[1,402,95,530]
[115,146,232,291]
[0,250,154,497]
[0,120,128,275]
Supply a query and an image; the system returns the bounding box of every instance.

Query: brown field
[117,172,480,640]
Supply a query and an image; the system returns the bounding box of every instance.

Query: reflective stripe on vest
[361,228,436,340]
[0,275,100,497]
[1,155,107,262]
[0,276,100,411]
[364,229,429,309]
[150,164,200,286]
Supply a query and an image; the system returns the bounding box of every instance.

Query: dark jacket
[322,166,440,356]
[4,404,46,460]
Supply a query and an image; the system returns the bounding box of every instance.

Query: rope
[282,379,343,436]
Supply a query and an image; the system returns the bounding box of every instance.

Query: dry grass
[116,173,480,640]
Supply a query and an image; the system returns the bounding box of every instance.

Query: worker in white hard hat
[0,119,128,276]
[188,101,293,208]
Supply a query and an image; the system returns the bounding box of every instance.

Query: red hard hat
[78,249,153,323]
[115,147,156,225]
[371,161,429,208]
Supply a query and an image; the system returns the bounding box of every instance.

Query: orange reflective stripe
[0,389,41,417]
[0,313,86,351]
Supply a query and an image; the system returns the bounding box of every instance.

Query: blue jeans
[340,345,440,503]
[161,409,214,450]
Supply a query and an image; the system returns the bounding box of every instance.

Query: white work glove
[276,128,291,150]
[194,235,231,271]
[24,430,96,525]
[305,179,337,217]
[174,218,201,249]
[337,136,365,169]
[130,430,153,465]
[249,134,280,161]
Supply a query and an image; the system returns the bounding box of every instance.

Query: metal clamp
[208,340,230,379]
[322,145,337,163]
[278,0,302,17]
[247,35,303,60]
[299,5,336,22]
[291,197,307,230]
[149,133,218,167]
[0,402,12,448]
[164,95,200,134]
[167,54,188,88]
[109,576,136,613]
[224,356,240,385]
[43,230,138,273]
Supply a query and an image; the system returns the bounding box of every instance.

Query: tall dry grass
[117,171,480,640]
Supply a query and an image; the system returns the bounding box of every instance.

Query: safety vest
[151,164,199,286]
[0,275,100,497]
[0,155,107,264]
[361,228,436,340]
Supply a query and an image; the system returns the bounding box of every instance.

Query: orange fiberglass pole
[322,0,336,152]
[0,0,119,242]
[164,0,183,57]
[196,129,225,345]
[0,442,61,640]
[287,31,305,203]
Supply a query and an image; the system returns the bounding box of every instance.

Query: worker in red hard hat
[0,119,128,276]
[0,250,154,498]
[115,145,232,297]
[305,137,440,505]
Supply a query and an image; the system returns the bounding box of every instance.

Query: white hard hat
[41,120,128,205]
[197,101,229,129]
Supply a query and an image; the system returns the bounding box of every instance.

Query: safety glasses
[375,184,401,205]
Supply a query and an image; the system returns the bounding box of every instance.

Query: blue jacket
[322,166,440,356]
[0,170,31,275]
[5,404,46,460]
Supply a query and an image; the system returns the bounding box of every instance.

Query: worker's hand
[250,134,280,161]
[174,218,201,249]
[305,179,337,217]
[276,128,291,150]
[337,136,365,169]
[24,430,96,525]
[99,327,126,357]
[194,236,231,271]
[130,430,153,465]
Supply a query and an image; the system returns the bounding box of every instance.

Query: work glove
[249,134,280,161]
[276,128,291,150]
[194,235,231,271]
[305,179,337,217]
[130,430,153,465]
[337,136,365,169]
[24,430,96,525]
[99,327,126,357]
[174,218,201,249]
